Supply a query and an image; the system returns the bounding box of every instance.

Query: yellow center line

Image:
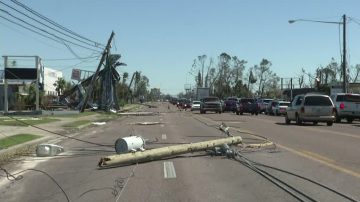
[193,114,360,178]
[249,116,360,140]
[277,144,360,179]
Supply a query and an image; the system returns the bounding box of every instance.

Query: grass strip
[0,134,40,149]
[62,120,91,128]
[0,118,59,126]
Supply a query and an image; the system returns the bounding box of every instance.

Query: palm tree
[53,77,66,96]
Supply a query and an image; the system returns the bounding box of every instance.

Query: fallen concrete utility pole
[98,136,242,168]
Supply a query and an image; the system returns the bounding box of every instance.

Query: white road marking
[160,124,165,127]
[161,134,167,140]
[164,161,176,179]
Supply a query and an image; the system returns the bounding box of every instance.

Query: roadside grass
[51,111,97,118]
[0,117,59,126]
[62,120,91,128]
[122,104,142,111]
[0,134,40,149]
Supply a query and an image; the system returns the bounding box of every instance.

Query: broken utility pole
[80,31,115,112]
[98,136,242,168]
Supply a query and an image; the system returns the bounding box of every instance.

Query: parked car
[258,98,273,113]
[285,94,335,126]
[274,101,291,116]
[266,100,279,115]
[191,100,201,111]
[224,97,239,112]
[200,96,222,114]
[330,93,360,123]
[236,98,259,115]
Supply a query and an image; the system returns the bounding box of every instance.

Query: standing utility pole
[289,14,347,93]
[342,14,347,93]
[80,31,115,112]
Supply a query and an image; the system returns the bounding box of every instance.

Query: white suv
[285,94,335,126]
[330,93,360,123]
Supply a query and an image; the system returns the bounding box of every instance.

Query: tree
[231,56,246,88]
[298,68,306,88]
[349,64,360,83]
[254,59,272,97]
[53,77,66,96]
[122,72,129,84]
[213,52,232,98]
[196,71,202,87]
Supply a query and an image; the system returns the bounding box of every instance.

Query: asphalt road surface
[1,102,359,202]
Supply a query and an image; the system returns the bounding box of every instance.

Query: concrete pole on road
[99,136,242,168]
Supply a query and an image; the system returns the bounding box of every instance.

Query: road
[1,102,359,202]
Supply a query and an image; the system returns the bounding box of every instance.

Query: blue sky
[1,0,360,95]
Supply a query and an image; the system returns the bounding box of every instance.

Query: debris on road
[36,144,64,157]
[115,136,146,154]
[118,112,159,116]
[98,136,242,168]
[219,122,231,136]
[92,122,106,126]
[135,121,160,125]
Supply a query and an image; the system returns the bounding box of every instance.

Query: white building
[44,67,63,96]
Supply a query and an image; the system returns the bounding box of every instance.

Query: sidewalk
[0,113,106,164]
[0,104,143,164]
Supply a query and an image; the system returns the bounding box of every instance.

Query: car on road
[191,100,201,111]
[224,97,239,112]
[285,94,335,126]
[330,93,360,123]
[258,98,273,113]
[266,100,279,115]
[236,98,259,115]
[274,101,291,116]
[177,98,191,110]
[200,96,222,114]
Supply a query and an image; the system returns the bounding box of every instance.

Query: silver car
[285,94,335,126]
[274,101,290,116]
[330,93,360,123]
[191,101,201,111]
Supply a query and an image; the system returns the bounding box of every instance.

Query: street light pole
[289,15,347,93]
[342,14,347,93]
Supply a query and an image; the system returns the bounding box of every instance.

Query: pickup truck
[200,96,222,114]
[330,93,360,123]
[236,98,259,115]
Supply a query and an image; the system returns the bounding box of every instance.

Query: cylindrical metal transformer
[115,136,145,154]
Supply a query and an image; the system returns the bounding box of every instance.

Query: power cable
[0,1,102,49]
[0,9,102,53]
[192,112,357,201]
[0,167,70,202]
[0,14,72,49]
[43,56,100,61]
[9,0,105,48]
[233,153,311,202]
[251,162,357,202]
[0,21,65,51]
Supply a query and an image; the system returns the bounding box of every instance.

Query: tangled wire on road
[0,166,70,202]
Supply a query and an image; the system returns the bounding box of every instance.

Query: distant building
[43,67,63,96]
[0,67,63,110]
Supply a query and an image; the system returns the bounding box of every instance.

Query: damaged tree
[98,136,242,168]
[61,32,126,112]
